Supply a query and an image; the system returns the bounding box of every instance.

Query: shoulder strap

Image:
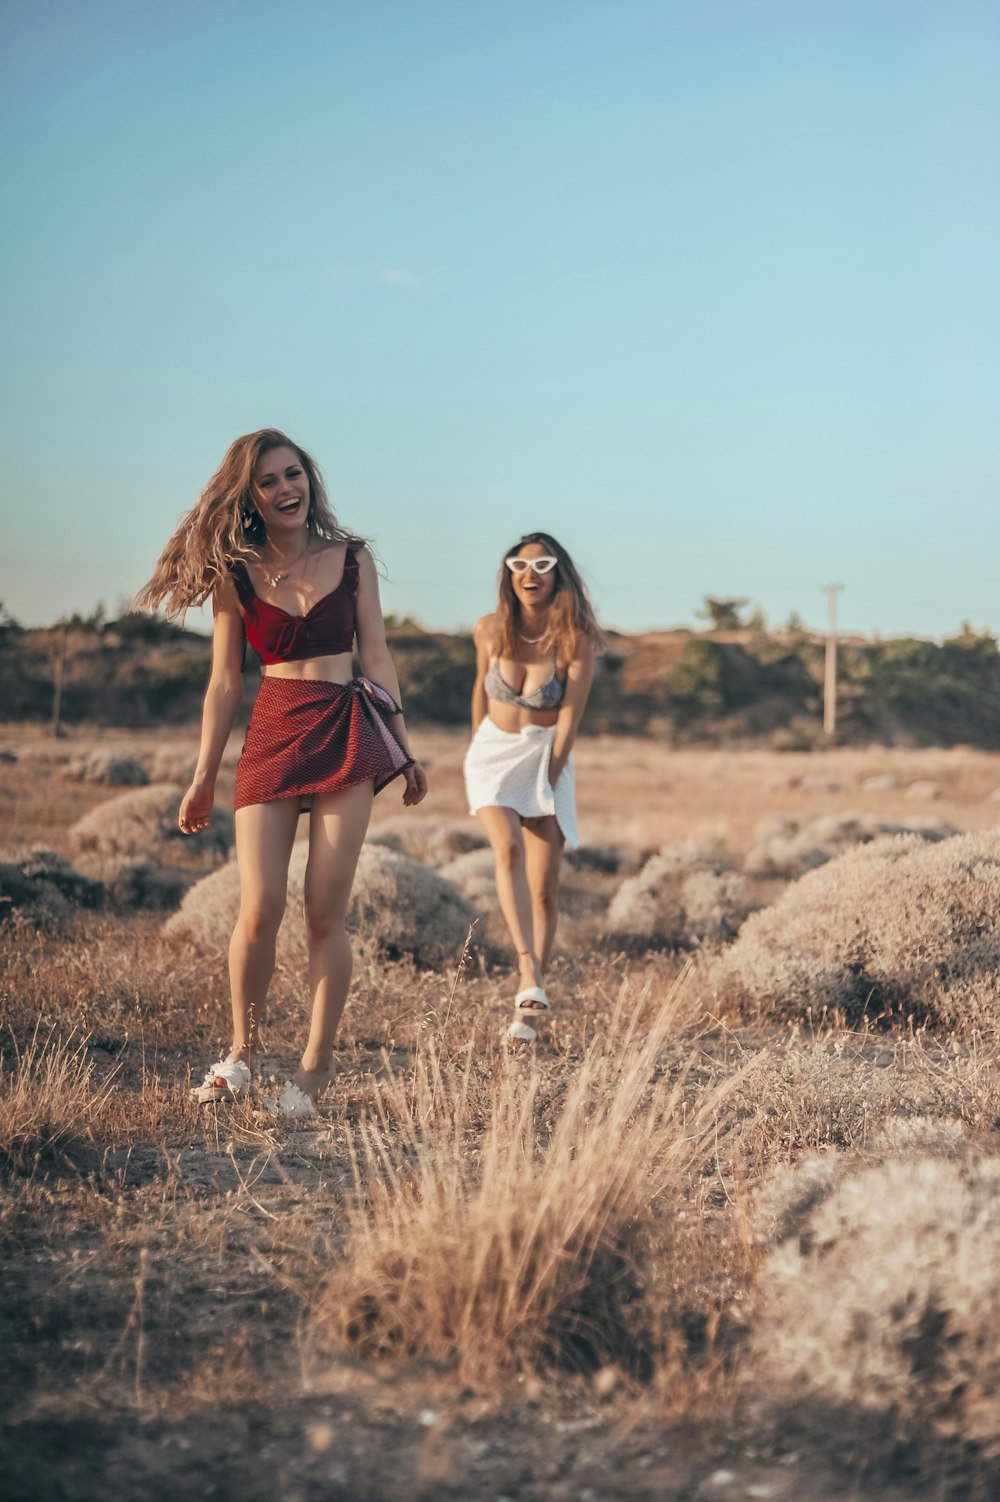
[229,560,255,608]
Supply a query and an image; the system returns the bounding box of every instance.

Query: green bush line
[4,609,1000,746]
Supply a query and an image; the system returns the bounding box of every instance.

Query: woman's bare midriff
[486,700,560,732]
[263,652,356,683]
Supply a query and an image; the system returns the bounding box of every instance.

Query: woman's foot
[261,1065,332,1120]
[507,986,550,1042]
[193,1055,252,1105]
[515,948,544,997]
[294,1065,333,1103]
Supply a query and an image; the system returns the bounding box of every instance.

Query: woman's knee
[303,896,348,946]
[491,836,526,878]
[237,889,286,942]
[533,876,560,913]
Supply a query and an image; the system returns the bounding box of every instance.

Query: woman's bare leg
[477,804,544,992]
[296,780,374,1098]
[229,799,301,1067]
[521,815,565,974]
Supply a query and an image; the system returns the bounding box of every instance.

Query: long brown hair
[134,428,362,618]
[494,532,604,661]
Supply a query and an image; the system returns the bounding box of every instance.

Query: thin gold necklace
[263,540,310,588]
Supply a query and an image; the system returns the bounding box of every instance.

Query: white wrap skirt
[463,717,579,848]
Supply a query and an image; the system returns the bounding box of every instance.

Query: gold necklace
[519,630,546,644]
[262,541,310,588]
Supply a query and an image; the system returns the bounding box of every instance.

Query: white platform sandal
[507,986,549,1042]
[193,1058,252,1105]
[262,1081,318,1119]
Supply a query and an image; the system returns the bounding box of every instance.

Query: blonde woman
[136,429,427,1116]
[465,533,602,1040]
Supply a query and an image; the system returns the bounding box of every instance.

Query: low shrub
[163,842,478,970]
[607,841,759,947]
[368,815,487,868]
[751,1154,1000,1452]
[0,847,104,926]
[61,752,150,787]
[744,812,956,877]
[704,830,1000,1031]
[437,848,497,908]
[69,783,233,862]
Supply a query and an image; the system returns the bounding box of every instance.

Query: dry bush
[306,972,730,1383]
[752,1117,977,1251]
[368,814,487,867]
[105,860,193,912]
[69,783,233,862]
[565,843,627,874]
[437,847,497,908]
[750,1155,1000,1452]
[606,840,759,947]
[907,779,943,800]
[744,811,956,877]
[0,847,104,927]
[147,749,196,784]
[61,751,150,787]
[704,830,1000,1031]
[0,1028,116,1170]
[164,842,478,969]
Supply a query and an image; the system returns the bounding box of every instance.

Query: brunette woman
[465,532,602,1040]
[136,429,427,1115]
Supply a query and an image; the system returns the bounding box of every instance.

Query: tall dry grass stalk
[0,1026,118,1170]
[306,967,733,1385]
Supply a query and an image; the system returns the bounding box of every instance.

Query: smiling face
[251,445,311,540]
[508,541,559,610]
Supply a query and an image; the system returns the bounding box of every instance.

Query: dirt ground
[2,725,999,1500]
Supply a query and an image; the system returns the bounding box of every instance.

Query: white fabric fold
[463,718,579,848]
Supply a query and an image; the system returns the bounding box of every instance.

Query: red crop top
[231,548,359,665]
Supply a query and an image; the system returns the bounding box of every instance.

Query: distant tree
[697,595,749,632]
[0,601,22,637]
[62,603,107,633]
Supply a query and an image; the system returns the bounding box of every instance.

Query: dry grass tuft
[751,1154,1000,1452]
[606,840,760,948]
[0,1028,116,1170]
[306,970,731,1384]
[704,829,1000,1031]
[69,783,234,863]
[165,842,479,969]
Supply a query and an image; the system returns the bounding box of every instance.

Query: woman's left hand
[402,760,429,806]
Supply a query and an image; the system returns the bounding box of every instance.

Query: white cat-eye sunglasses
[505,555,558,575]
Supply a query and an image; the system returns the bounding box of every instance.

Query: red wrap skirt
[234,675,412,813]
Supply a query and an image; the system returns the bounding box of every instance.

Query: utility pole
[51,621,68,738]
[822,585,843,737]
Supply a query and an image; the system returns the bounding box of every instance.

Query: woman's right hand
[178,779,215,835]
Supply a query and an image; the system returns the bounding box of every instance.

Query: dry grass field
[3,724,1000,1501]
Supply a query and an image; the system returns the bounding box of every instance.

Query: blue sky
[2,0,998,638]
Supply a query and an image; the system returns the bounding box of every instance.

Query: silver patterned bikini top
[484,659,566,710]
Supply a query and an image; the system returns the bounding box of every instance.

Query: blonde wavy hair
[494,532,604,662]
[134,429,361,618]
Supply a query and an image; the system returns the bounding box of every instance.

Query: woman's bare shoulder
[473,612,500,646]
